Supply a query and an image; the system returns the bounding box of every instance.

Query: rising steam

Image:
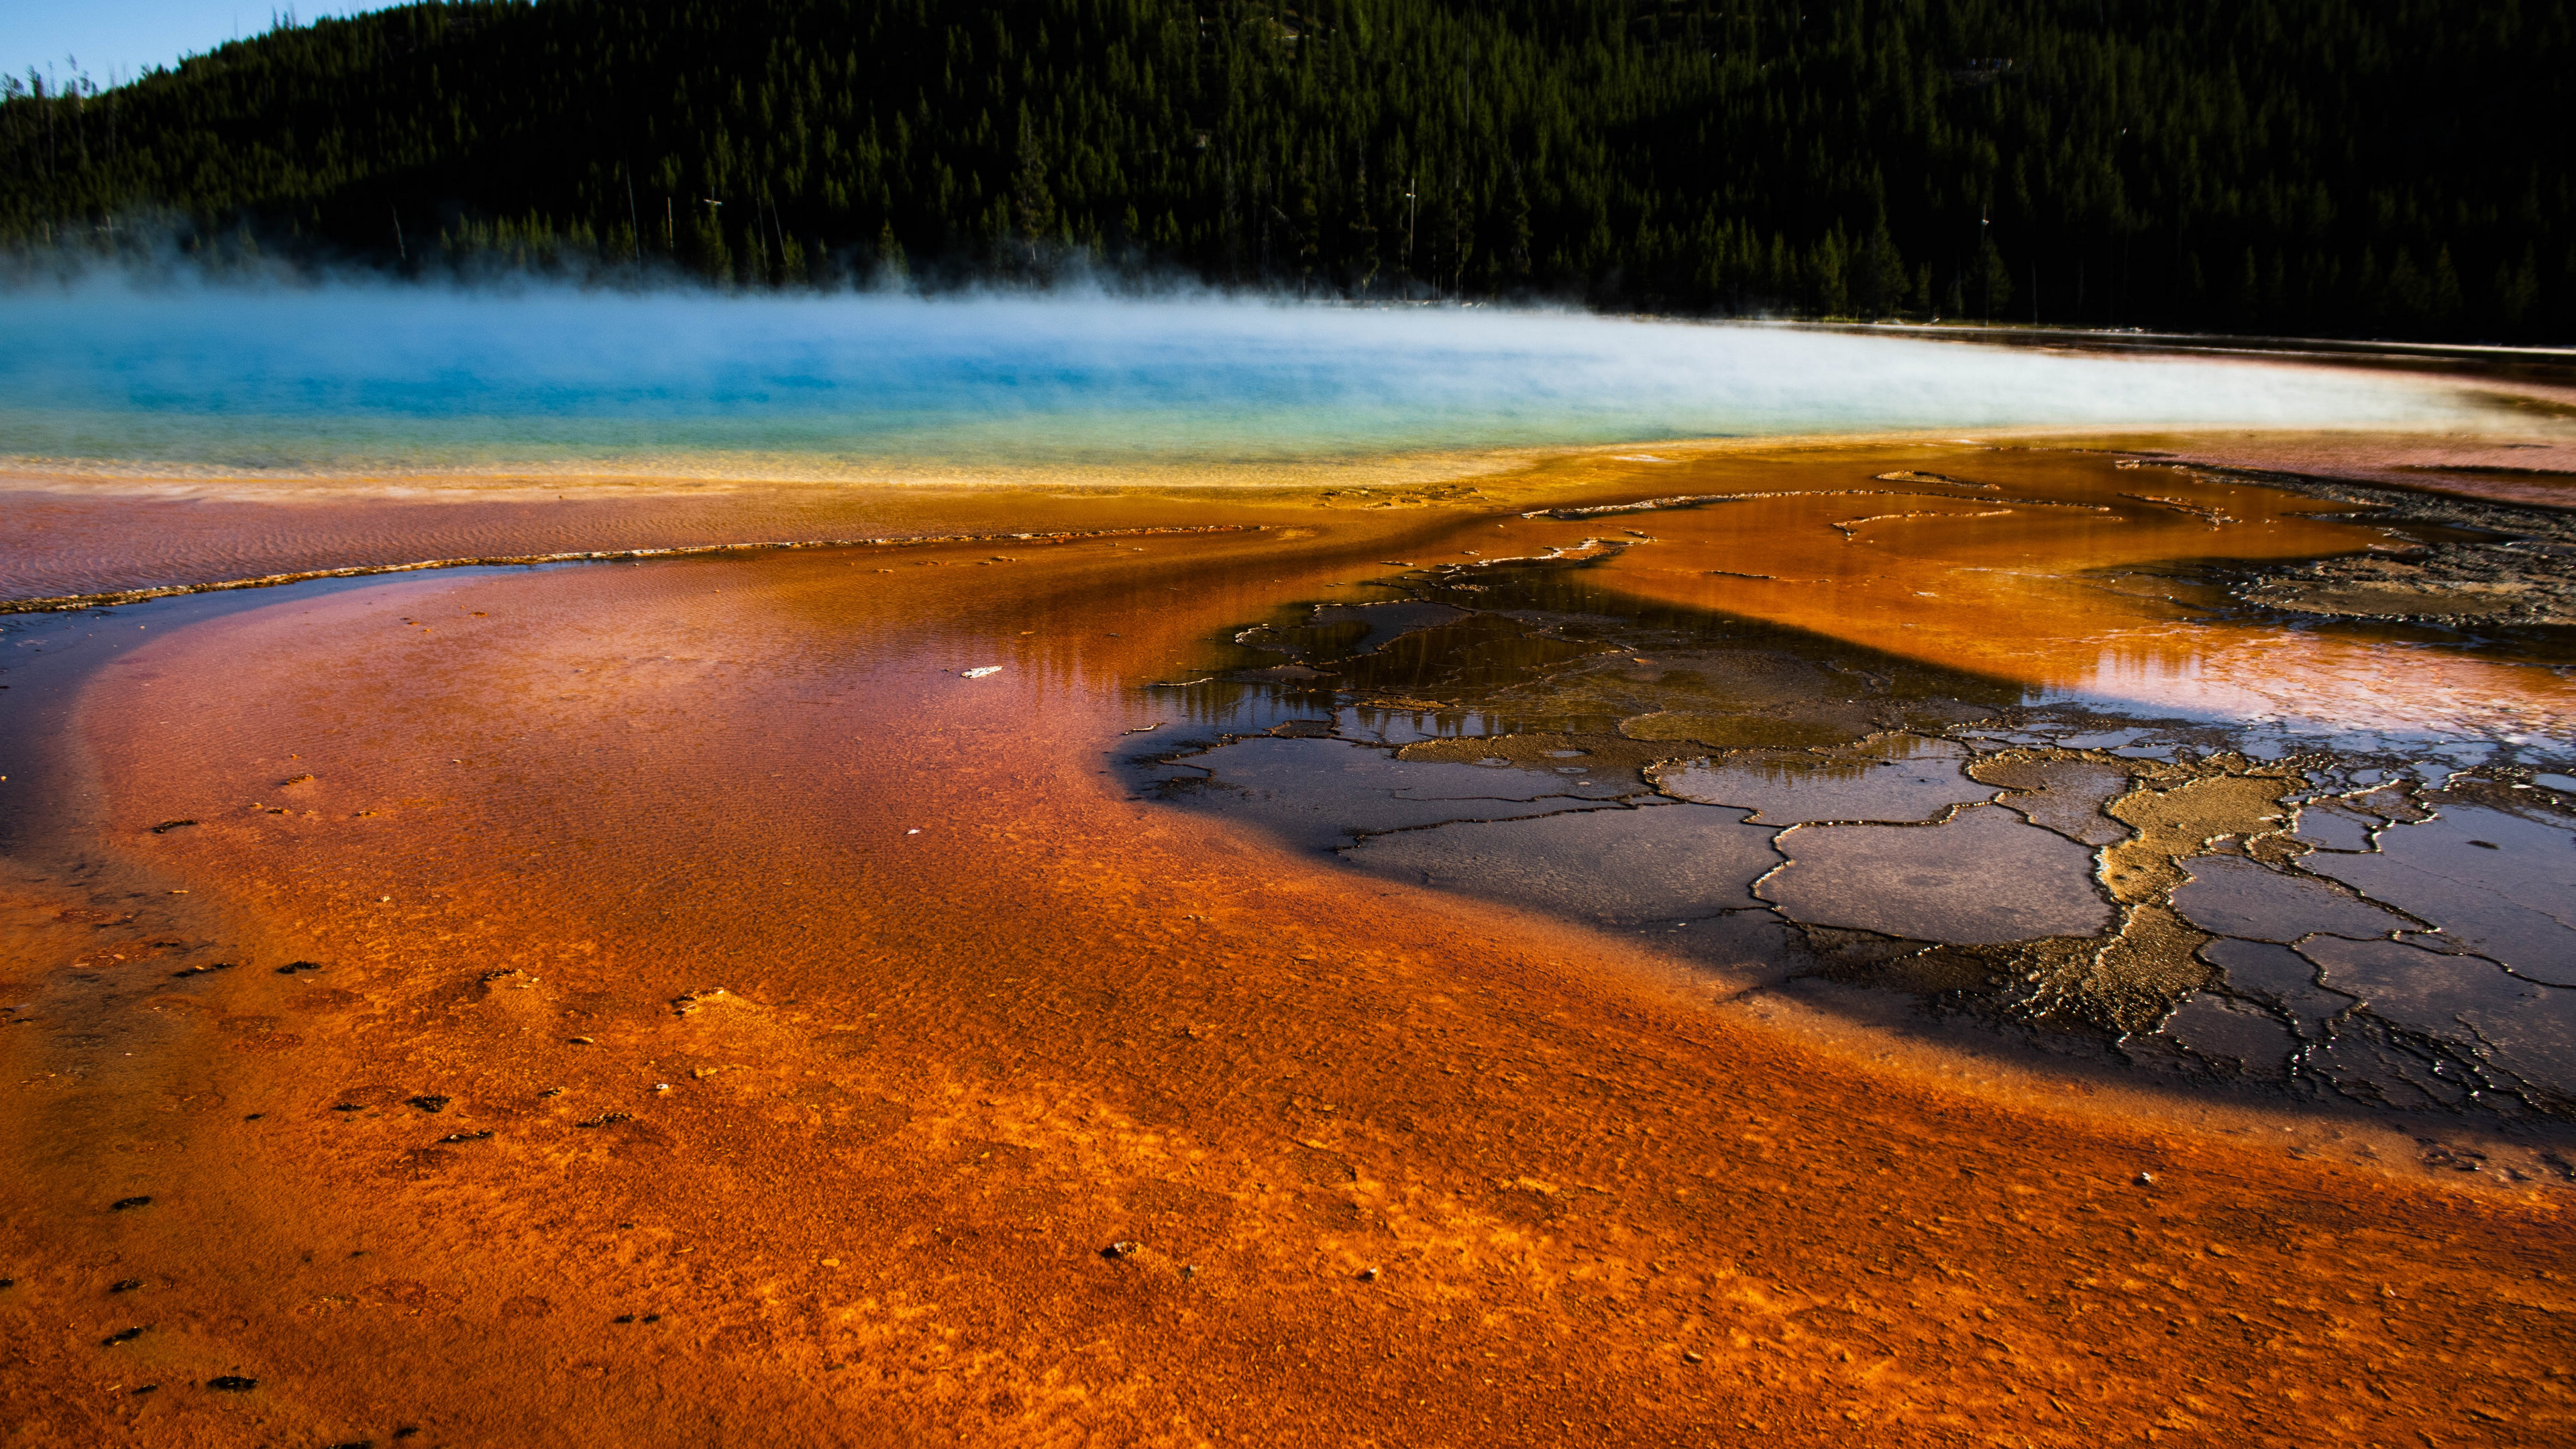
[0,272,2489,478]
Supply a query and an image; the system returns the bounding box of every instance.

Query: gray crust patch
[2171,855,2414,944]
[1157,737,1640,850]
[1758,805,2113,945]
[2300,935,2576,1097]
[1972,756,2136,845]
[1342,802,1780,924]
[1655,737,1996,824]
[2300,806,2576,983]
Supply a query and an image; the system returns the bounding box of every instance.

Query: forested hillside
[4,0,2569,339]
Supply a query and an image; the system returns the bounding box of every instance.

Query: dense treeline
[3,0,2569,338]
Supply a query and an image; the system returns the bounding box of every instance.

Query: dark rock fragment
[111,1196,152,1211]
[275,960,323,975]
[206,1376,257,1392]
[407,1095,450,1113]
[102,1326,144,1345]
[110,1279,142,1293]
[149,820,197,835]
[1102,1241,1140,1259]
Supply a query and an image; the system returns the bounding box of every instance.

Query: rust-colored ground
[0,474,1343,604]
[3,447,2572,1447]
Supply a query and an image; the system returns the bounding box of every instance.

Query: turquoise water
[0,285,2483,475]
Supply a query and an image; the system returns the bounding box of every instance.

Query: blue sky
[5,1,384,89]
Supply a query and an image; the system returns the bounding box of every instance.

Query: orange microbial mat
[3,435,2573,1447]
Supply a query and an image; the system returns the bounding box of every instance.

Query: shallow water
[5,305,2576,1444]
[1136,443,2576,1120]
[1511,445,2576,747]
[0,286,2496,477]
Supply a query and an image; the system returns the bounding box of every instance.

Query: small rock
[566,1036,595,1046]
[206,1376,258,1393]
[148,820,197,835]
[1356,1267,1379,1282]
[109,1279,142,1293]
[102,1326,144,1346]
[2135,1172,2157,1185]
[274,961,323,976]
[130,1385,156,1395]
[669,989,727,1016]
[111,1196,152,1212]
[439,1130,493,1144]
[1683,1351,1705,1364]
[614,1313,637,1324]
[407,1095,450,1113]
[1179,1265,1197,1279]
[1102,1241,1140,1260]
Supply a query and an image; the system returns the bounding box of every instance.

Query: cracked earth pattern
[1138,514,2576,1125]
[2163,460,2576,627]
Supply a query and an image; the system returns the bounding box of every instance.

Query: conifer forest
[3,0,2569,339]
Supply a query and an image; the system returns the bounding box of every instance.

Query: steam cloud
[0,276,2483,474]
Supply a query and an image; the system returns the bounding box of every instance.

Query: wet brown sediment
[4,445,2576,1444]
[1493,441,2576,718]
[1146,447,2576,1113]
[0,523,1267,616]
[2189,466,2576,627]
[0,457,1525,607]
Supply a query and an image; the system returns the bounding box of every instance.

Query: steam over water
[0,284,2479,476]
